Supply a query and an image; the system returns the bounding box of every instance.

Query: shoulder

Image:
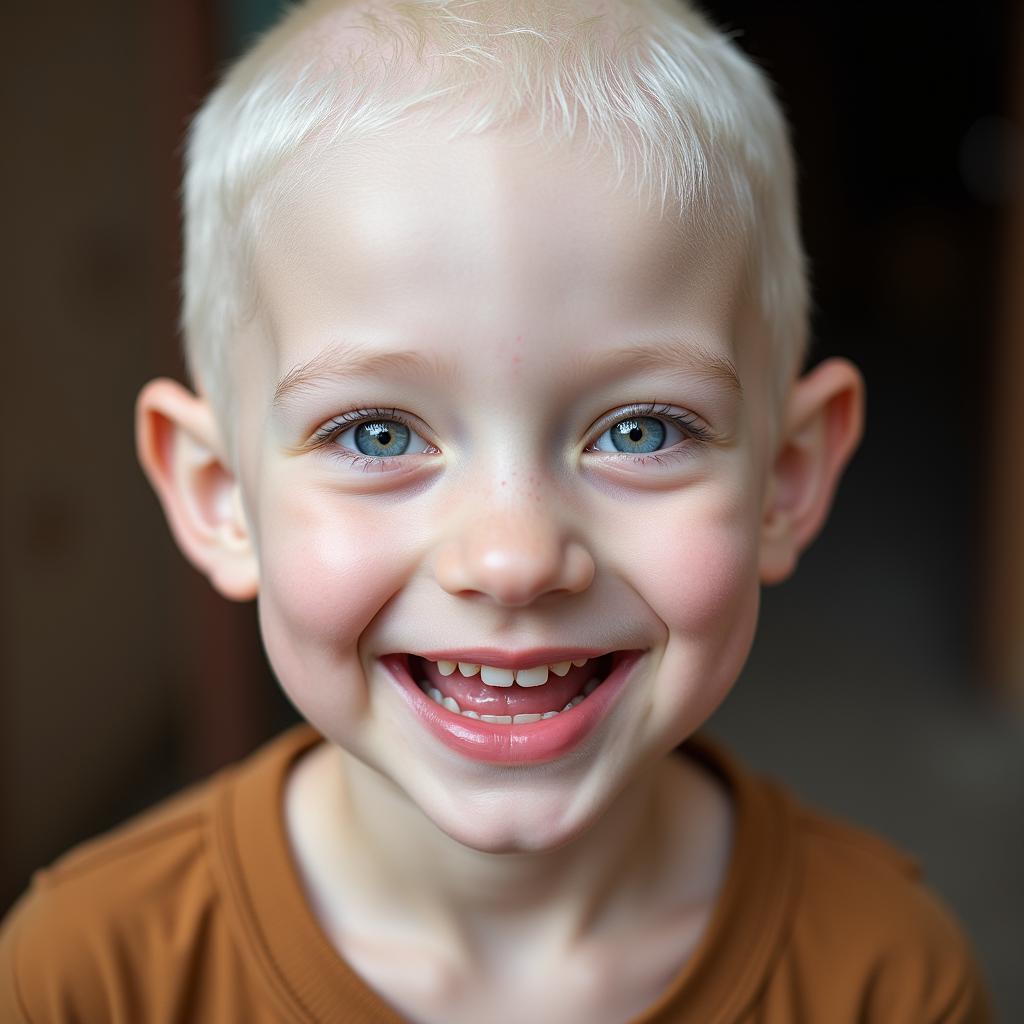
[782,797,993,1022]
[686,736,994,1023]
[0,768,231,1023]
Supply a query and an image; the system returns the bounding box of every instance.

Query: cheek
[624,485,762,726]
[634,502,759,638]
[255,488,415,686]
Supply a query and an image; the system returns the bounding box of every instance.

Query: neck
[286,741,729,972]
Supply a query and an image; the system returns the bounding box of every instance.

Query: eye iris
[611,417,665,454]
[354,421,410,457]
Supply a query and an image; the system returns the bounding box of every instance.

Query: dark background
[2,1,1021,1016]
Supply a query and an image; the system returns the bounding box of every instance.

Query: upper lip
[400,647,619,669]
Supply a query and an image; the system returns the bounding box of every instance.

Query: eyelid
[311,407,434,446]
[585,403,713,447]
[299,407,441,476]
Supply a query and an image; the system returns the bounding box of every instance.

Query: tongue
[416,659,599,715]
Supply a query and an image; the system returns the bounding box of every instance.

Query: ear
[759,357,865,584]
[135,377,259,601]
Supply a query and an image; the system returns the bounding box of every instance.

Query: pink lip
[382,650,643,766]
[405,647,610,669]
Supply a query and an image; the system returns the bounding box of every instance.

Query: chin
[409,781,603,855]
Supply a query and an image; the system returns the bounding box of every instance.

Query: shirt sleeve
[0,871,127,1024]
[874,881,995,1024]
[785,811,997,1024]
[0,888,39,1023]
[928,930,995,1024]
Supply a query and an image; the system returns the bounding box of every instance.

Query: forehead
[252,126,748,390]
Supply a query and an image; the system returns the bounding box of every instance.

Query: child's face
[206,129,787,851]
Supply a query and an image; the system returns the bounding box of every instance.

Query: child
[0,0,993,1020]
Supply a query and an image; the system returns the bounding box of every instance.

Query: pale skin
[136,125,863,1022]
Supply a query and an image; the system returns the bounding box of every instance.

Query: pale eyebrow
[273,336,741,413]
[272,341,461,411]
[566,339,743,397]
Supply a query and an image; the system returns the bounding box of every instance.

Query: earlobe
[135,378,259,601]
[759,357,865,584]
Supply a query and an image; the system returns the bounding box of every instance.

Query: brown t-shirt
[0,724,993,1023]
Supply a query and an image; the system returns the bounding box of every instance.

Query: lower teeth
[418,678,601,722]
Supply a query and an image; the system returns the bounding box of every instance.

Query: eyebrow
[565,339,743,397]
[272,336,742,411]
[273,341,461,410]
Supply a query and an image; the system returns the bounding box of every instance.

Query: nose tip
[434,519,595,607]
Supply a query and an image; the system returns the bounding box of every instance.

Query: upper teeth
[434,657,591,687]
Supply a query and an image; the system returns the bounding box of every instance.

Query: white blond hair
[182,0,808,435]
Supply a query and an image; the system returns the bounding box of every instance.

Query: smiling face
[186,123,791,853]
[212,127,776,851]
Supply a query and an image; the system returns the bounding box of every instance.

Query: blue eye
[598,416,667,454]
[334,417,431,458]
[591,409,702,455]
[311,403,711,474]
[348,420,409,457]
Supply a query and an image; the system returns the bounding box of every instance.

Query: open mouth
[398,651,624,724]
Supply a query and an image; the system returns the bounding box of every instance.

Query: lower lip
[382,651,642,766]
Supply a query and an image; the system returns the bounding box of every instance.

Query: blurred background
[2,0,1022,1016]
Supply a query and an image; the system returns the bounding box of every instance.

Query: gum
[415,656,599,716]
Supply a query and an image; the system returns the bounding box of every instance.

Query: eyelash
[309,407,427,473]
[309,403,713,473]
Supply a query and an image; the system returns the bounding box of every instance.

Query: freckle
[501,480,507,486]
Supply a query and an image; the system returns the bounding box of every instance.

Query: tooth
[572,658,588,667]
[428,687,444,704]
[513,713,542,724]
[562,702,573,711]
[442,696,461,713]
[437,660,457,676]
[570,694,585,707]
[480,665,515,686]
[480,714,513,724]
[550,661,572,677]
[514,665,548,687]
[541,710,560,719]
[458,662,480,677]
[583,677,600,696]
[461,709,480,719]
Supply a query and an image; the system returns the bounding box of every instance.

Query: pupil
[629,427,642,442]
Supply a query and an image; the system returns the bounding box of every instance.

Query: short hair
[182,0,808,442]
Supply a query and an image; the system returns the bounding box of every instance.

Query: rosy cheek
[629,498,760,728]
[666,527,755,636]
[256,493,413,679]
[628,497,758,637]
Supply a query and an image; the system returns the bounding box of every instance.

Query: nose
[434,506,596,607]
